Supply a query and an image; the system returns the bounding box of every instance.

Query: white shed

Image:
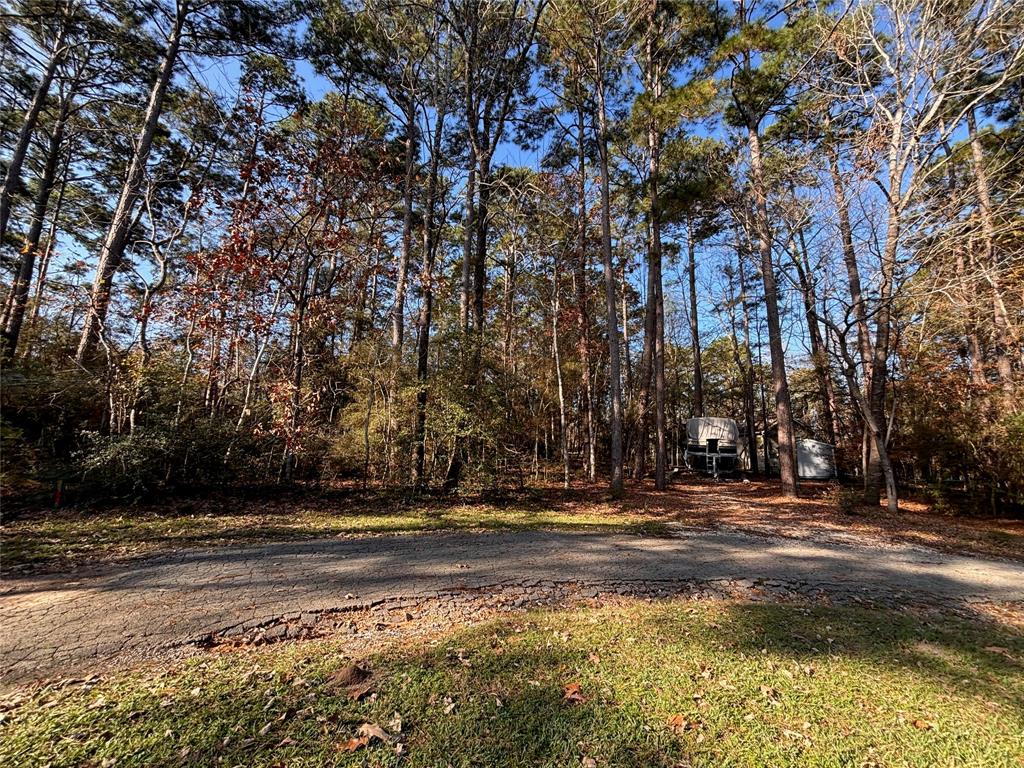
[796,439,837,480]
[760,436,837,479]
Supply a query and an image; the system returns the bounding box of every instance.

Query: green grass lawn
[2,599,1021,767]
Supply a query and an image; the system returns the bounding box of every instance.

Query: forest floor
[3,476,1023,574]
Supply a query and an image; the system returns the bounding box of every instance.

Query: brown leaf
[327,663,375,700]
[337,736,369,753]
[563,682,587,704]
[357,722,395,743]
[760,685,782,704]
[336,722,395,753]
[911,719,933,731]
[667,714,699,732]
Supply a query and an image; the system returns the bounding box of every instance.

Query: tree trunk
[473,152,490,334]
[413,97,447,488]
[634,225,654,481]
[596,53,623,496]
[391,105,418,357]
[828,147,874,478]
[283,246,313,482]
[553,258,570,489]
[76,3,187,363]
[686,218,703,417]
[460,160,475,332]
[727,247,758,473]
[967,109,1016,387]
[735,242,759,473]
[574,102,596,482]
[2,106,67,361]
[647,95,666,488]
[790,229,837,444]
[27,153,70,338]
[864,210,899,512]
[747,126,797,496]
[0,22,67,241]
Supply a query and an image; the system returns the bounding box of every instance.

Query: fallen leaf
[336,722,396,753]
[760,685,782,704]
[327,663,375,700]
[582,758,597,767]
[667,714,699,732]
[337,736,369,753]
[357,722,396,743]
[911,719,933,731]
[386,712,403,733]
[563,683,587,704]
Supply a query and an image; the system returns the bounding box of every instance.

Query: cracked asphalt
[2,528,1022,686]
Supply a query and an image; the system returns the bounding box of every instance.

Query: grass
[2,598,1022,767]
[0,491,669,572]
[4,478,1022,573]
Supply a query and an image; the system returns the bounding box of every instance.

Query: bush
[822,483,865,516]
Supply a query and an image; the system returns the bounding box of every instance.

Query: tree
[75,0,292,364]
[810,0,1023,510]
[718,0,806,497]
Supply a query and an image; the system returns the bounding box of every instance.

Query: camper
[685,417,739,476]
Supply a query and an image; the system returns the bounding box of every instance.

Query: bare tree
[811,0,1024,510]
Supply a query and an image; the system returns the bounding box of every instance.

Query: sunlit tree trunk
[790,229,837,445]
[574,102,597,482]
[552,257,570,489]
[686,217,703,417]
[828,146,874,479]
[76,1,188,363]
[967,108,1016,388]
[648,110,666,489]
[596,42,623,496]
[414,90,448,489]
[747,126,797,496]
[391,103,418,356]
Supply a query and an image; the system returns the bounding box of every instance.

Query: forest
[2,0,1022,514]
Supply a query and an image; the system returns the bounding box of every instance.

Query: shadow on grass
[2,600,1022,767]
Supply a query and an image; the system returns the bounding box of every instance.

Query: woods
[2,0,1023,511]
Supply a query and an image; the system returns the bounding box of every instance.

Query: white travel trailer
[685,417,740,476]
